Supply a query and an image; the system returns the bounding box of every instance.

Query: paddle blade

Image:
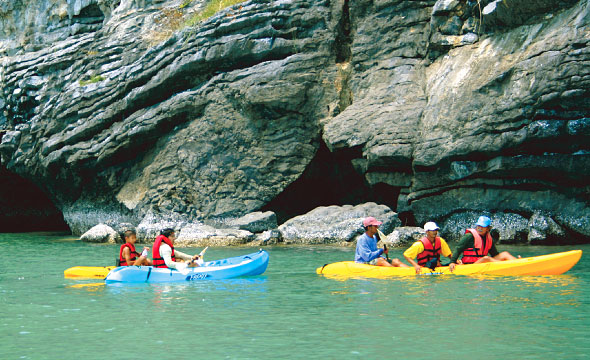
[199,246,209,257]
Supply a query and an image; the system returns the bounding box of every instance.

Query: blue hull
[105,250,269,283]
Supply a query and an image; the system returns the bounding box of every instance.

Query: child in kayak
[355,217,408,267]
[449,215,519,272]
[118,229,152,266]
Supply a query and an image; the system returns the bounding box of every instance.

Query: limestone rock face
[1,0,589,244]
[323,0,590,243]
[1,0,338,233]
[80,223,117,243]
[278,203,401,244]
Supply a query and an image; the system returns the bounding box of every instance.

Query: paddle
[179,247,210,275]
[377,229,390,263]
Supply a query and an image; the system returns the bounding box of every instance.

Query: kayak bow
[64,266,115,279]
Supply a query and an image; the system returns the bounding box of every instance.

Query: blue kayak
[105,250,269,283]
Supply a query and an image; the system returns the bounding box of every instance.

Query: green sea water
[1,233,589,359]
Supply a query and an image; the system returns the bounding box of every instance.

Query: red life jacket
[417,236,442,266]
[152,235,175,268]
[461,228,493,264]
[119,243,140,266]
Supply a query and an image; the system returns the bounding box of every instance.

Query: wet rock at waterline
[528,212,567,245]
[176,224,256,247]
[278,203,401,244]
[0,0,589,245]
[80,224,117,244]
[227,211,278,234]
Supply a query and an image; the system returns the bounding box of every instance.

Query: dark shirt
[451,232,499,263]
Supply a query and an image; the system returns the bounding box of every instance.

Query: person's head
[160,228,176,242]
[363,217,382,235]
[474,216,492,236]
[122,229,137,244]
[423,221,440,239]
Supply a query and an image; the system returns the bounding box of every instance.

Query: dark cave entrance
[261,141,399,224]
[0,166,70,233]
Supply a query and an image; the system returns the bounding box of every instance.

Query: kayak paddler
[449,215,519,272]
[403,222,452,274]
[355,217,408,268]
[118,229,152,266]
[152,228,202,271]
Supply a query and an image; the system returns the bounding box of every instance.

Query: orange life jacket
[417,236,442,266]
[152,235,176,268]
[119,243,140,266]
[461,229,493,264]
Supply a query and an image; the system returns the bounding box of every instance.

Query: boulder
[383,226,424,247]
[278,203,401,244]
[104,220,136,243]
[252,229,283,246]
[80,224,117,243]
[175,223,255,247]
[227,211,278,233]
[528,212,566,244]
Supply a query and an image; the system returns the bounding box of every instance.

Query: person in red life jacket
[119,229,152,266]
[449,216,519,272]
[152,228,201,270]
[403,222,453,274]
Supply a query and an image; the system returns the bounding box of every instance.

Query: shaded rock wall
[1,0,589,243]
[0,163,69,231]
[323,0,590,242]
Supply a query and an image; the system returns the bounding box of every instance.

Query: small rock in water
[80,224,117,243]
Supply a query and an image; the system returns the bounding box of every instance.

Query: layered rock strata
[0,0,588,244]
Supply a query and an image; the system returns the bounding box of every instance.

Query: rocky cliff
[1,0,589,244]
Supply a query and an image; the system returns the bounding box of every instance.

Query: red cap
[363,217,382,227]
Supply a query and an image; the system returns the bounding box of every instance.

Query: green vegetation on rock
[185,0,245,27]
[79,75,105,87]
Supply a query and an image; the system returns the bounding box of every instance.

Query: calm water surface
[1,233,589,359]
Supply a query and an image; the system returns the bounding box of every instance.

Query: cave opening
[0,166,70,233]
[261,141,399,224]
[74,3,105,23]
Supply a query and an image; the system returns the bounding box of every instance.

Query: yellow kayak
[64,266,115,279]
[316,250,582,278]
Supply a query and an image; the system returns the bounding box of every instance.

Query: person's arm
[122,247,144,266]
[133,247,151,266]
[488,241,499,257]
[403,242,424,274]
[358,237,383,262]
[160,244,181,270]
[174,250,193,261]
[449,234,473,272]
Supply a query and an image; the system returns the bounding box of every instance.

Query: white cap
[424,222,440,231]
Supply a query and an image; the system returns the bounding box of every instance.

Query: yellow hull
[316,250,582,278]
[64,266,115,279]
